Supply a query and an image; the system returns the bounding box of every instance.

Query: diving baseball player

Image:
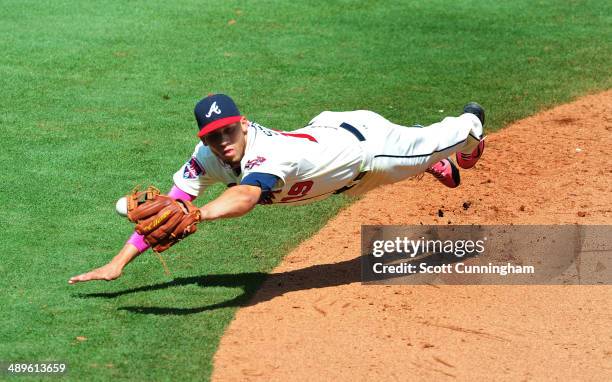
[69,94,485,284]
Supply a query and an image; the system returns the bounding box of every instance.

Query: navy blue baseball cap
[195,94,243,138]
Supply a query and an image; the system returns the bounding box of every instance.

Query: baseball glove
[126,186,201,253]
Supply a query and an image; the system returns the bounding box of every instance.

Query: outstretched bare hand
[68,263,122,284]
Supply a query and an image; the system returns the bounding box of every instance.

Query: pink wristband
[168,185,196,202]
[125,185,197,253]
[127,231,150,252]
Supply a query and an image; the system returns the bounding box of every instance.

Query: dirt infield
[213,91,612,381]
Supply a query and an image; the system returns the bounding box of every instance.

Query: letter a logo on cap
[205,101,222,118]
[195,94,243,138]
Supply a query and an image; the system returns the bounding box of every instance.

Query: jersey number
[281,181,314,202]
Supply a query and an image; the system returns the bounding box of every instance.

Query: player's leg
[455,102,485,169]
[386,113,483,164]
[357,106,484,187]
[402,124,461,189]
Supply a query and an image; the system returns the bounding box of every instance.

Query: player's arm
[68,243,138,284]
[68,185,197,284]
[199,184,262,220]
[199,172,279,221]
[69,149,208,284]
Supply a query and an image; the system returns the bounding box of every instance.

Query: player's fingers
[68,274,87,283]
[68,270,100,284]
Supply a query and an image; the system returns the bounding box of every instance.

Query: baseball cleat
[457,102,485,169]
[463,102,485,126]
[426,158,460,188]
[456,138,485,169]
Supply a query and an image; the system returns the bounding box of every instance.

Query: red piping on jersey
[271,128,318,142]
[279,132,317,142]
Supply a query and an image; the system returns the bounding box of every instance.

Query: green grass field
[1,0,610,380]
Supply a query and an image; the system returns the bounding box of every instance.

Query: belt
[339,122,366,141]
[334,122,367,194]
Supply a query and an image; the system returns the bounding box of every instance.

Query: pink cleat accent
[456,139,485,169]
[426,158,460,188]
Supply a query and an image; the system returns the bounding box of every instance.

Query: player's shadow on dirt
[76,251,468,316]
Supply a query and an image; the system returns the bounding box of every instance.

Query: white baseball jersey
[173,111,483,205]
[173,121,366,205]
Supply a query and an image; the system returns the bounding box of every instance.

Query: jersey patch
[183,157,205,179]
[245,156,267,170]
